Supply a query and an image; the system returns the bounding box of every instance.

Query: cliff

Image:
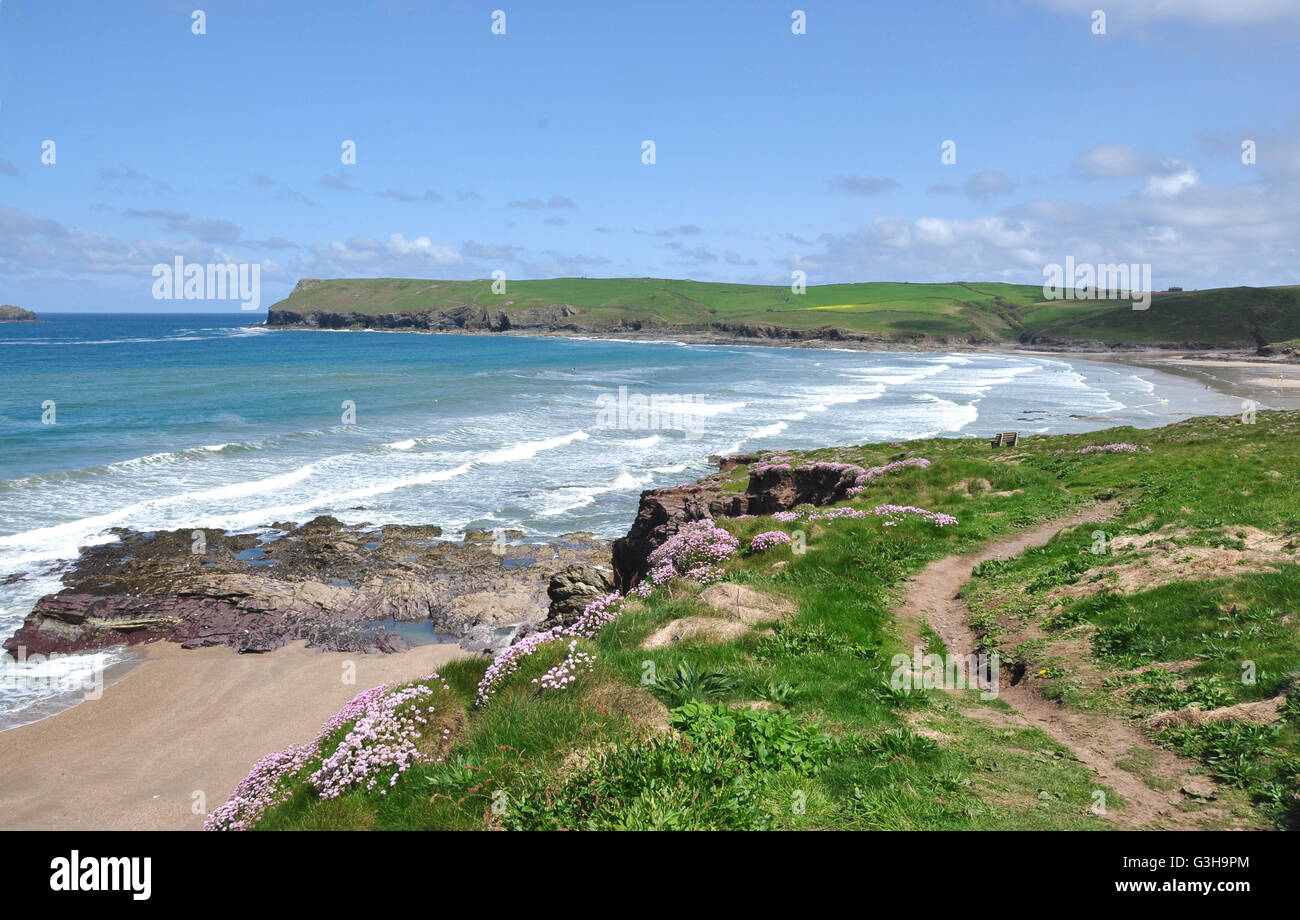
[259,277,1300,352]
[611,454,871,588]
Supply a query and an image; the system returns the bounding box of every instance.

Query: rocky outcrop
[266,303,599,334]
[611,479,717,590]
[4,516,608,658]
[1015,333,1253,352]
[696,583,795,625]
[262,307,991,349]
[640,616,752,649]
[543,563,614,629]
[0,305,38,322]
[703,321,989,347]
[611,455,862,588]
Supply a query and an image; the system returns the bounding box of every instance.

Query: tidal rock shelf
[4,516,609,658]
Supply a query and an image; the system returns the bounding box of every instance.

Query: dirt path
[896,504,1253,829]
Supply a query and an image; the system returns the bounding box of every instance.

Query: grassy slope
[251,411,1299,831]
[270,278,1300,345]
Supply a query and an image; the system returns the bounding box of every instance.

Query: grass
[268,277,1300,347]
[241,409,1300,830]
[962,412,1300,827]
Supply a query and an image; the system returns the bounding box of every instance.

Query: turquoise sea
[0,313,1242,725]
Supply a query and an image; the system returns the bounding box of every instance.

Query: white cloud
[1143,165,1199,197]
[385,233,461,263]
[294,233,464,276]
[784,135,1299,290]
[1074,143,1150,178]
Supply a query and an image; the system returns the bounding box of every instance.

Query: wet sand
[1080,350,1300,411]
[0,639,466,830]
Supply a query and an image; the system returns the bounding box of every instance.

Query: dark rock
[611,457,860,588]
[544,563,614,628]
[0,304,39,323]
[3,516,610,658]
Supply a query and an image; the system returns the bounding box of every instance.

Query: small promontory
[0,305,38,323]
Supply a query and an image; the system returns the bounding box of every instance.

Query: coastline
[0,639,465,830]
[258,320,1300,408]
[1,324,1290,830]
[257,316,1276,357]
[1074,350,1300,411]
[254,318,1156,353]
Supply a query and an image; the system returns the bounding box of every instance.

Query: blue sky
[1,0,1298,311]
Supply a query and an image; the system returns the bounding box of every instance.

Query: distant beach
[1082,350,1300,411]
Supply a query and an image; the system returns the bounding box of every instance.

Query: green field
[269,277,1300,346]
[214,411,1300,831]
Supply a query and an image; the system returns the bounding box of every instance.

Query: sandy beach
[0,639,466,830]
[1079,350,1300,411]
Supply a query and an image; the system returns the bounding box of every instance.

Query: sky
[0,0,1298,312]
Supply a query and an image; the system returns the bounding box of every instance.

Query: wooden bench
[990,431,1018,448]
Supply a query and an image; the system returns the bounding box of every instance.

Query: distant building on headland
[1167,286,1183,292]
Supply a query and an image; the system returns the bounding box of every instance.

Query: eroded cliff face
[610,456,859,589]
[265,303,598,333]
[1015,332,1254,352]
[262,307,989,346]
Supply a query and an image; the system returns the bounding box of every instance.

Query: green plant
[755,677,795,703]
[1024,556,1091,593]
[1093,619,1173,667]
[502,733,772,830]
[499,702,833,830]
[1130,675,1235,713]
[755,622,874,661]
[872,676,923,707]
[1159,722,1280,789]
[859,726,941,761]
[670,701,835,773]
[424,753,478,793]
[972,558,1013,578]
[649,660,741,707]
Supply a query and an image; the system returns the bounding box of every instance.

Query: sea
[0,313,1242,728]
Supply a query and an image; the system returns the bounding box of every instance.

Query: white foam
[851,364,951,385]
[0,464,319,565]
[651,463,689,474]
[205,462,476,530]
[672,400,746,418]
[0,647,130,730]
[536,470,654,516]
[911,394,979,433]
[479,430,589,464]
[748,421,789,440]
[802,385,885,408]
